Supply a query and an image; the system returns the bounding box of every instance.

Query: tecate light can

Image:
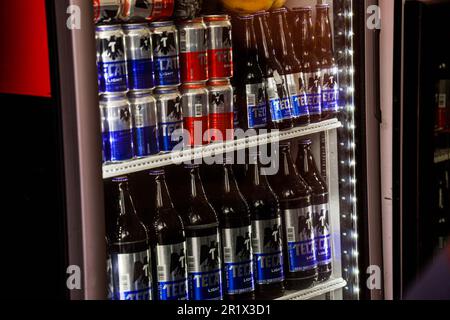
[100,93,134,163]
[119,0,175,21]
[208,79,234,142]
[204,15,233,79]
[181,83,209,147]
[150,21,181,88]
[93,0,120,24]
[128,90,159,157]
[174,0,203,20]
[96,24,128,94]
[123,23,155,91]
[154,87,183,152]
[178,18,208,83]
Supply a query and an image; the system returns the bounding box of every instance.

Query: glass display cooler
[23,0,384,300]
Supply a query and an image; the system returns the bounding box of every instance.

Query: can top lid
[183,164,200,169]
[279,141,291,148]
[122,22,150,30]
[253,10,270,16]
[271,7,288,14]
[100,93,127,101]
[203,14,229,22]
[112,176,128,183]
[182,82,207,90]
[298,139,313,145]
[290,6,312,12]
[96,23,122,31]
[149,20,175,28]
[235,14,254,21]
[316,3,330,9]
[128,90,154,98]
[154,87,180,94]
[208,78,231,86]
[148,169,165,176]
[177,17,205,25]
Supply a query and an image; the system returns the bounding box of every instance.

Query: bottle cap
[112,176,128,182]
[148,169,165,176]
[299,139,313,145]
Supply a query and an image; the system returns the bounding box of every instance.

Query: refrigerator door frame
[46,0,106,300]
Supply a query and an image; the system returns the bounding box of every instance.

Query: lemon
[271,0,286,9]
[221,0,274,14]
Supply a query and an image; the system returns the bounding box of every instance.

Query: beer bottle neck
[223,164,238,194]
[280,147,298,177]
[297,11,314,56]
[315,7,334,61]
[155,174,174,210]
[272,12,294,60]
[189,167,208,200]
[254,14,276,62]
[118,181,135,217]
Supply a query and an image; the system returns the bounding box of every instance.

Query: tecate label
[156,93,183,152]
[152,29,180,86]
[125,29,154,90]
[209,85,234,140]
[245,83,268,129]
[284,207,318,272]
[107,256,114,300]
[101,102,133,162]
[222,226,255,295]
[179,26,208,82]
[313,203,332,266]
[131,97,159,157]
[285,73,309,118]
[321,67,339,113]
[110,249,153,300]
[97,31,128,93]
[266,71,293,122]
[207,25,233,78]
[187,233,223,300]
[251,218,284,285]
[305,72,322,116]
[156,242,188,300]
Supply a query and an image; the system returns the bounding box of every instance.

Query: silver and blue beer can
[100,93,133,163]
[128,90,159,157]
[123,23,155,92]
[149,21,181,88]
[96,24,128,94]
[154,87,183,152]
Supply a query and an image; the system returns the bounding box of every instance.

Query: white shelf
[434,148,450,164]
[102,119,342,179]
[276,277,347,301]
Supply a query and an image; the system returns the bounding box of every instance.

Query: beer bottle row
[105,139,333,300]
[232,6,340,132]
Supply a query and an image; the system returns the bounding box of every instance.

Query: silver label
[207,24,232,50]
[284,207,318,272]
[209,86,233,114]
[156,93,183,123]
[110,250,153,300]
[151,27,179,58]
[100,102,133,133]
[124,28,153,60]
[182,90,209,118]
[107,256,113,300]
[313,203,332,265]
[180,26,207,53]
[97,29,126,63]
[245,83,267,129]
[156,242,188,300]
[130,96,157,128]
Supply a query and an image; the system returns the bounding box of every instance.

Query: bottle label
[107,256,114,300]
[266,71,293,123]
[285,73,309,118]
[284,207,318,272]
[305,72,322,116]
[110,249,153,300]
[313,203,332,266]
[222,226,255,295]
[245,83,268,129]
[251,218,285,285]
[186,233,223,300]
[156,242,188,300]
[321,67,339,113]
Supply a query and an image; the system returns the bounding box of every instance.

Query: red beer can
[93,0,120,24]
[118,0,174,21]
[208,79,234,142]
[204,15,234,79]
[181,83,210,147]
[178,18,209,83]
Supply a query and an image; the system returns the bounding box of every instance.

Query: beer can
[181,83,209,147]
[93,0,120,24]
[100,93,134,163]
[118,0,175,22]
[123,23,155,91]
[96,24,128,94]
[204,15,233,79]
[154,87,183,152]
[178,18,209,83]
[128,90,159,157]
[207,79,234,142]
[149,21,181,88]
[174,0,203,20]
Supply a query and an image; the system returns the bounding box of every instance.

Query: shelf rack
[276,277,347,301]
[103,119,342,179]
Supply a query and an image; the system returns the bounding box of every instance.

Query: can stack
[95,0,235,163]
